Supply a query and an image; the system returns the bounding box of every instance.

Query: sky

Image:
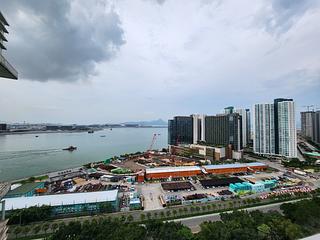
[0,0,319,124]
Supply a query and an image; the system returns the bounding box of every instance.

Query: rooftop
[304,152,320,157]
[203,162,267,170]
[146,166,201,174]
[5,182,44,197]
[4,190,118,211]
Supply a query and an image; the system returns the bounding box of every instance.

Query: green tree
[140,213,146,221]
[152,212,157,219]
[8,205,52,225]
[99,202,113,213]
[22,226,30,237]
[13,226,21,239]
[58,222,66,230]
[257,223,271,239]
[173,209,177,217]
[183,207,188,214]
[120,215,126,222]
[32,225,41,235]
[127,215,134,222]
[166,210,171,217]
[42,223,50,234]
[51,222,59,233]
[190,206,195,213]
[207,205,211,211]
[195,206,200,212]
[179,208,184,215]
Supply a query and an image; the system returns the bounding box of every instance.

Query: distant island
[122,118,167,127]
[0,119,168,135]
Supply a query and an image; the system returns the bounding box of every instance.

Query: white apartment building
[253,103,275,155]
[235,108,250,147]
[278,101,297,158]
[253,99,297,158]
[192,114,205,144]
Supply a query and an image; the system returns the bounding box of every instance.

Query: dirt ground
[115,159,146,172]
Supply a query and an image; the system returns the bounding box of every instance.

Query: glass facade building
[168,116,194,145]
[204,113,242,151]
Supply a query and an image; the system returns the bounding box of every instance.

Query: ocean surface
[0,128,168,182]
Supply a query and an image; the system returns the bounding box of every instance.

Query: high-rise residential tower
[253,103,275,155]
[315,111,320,144]
[0,11,17,240]
[301,111,315,140]
[0,12,18,80]
[253,98,297,158]
[235,108,251,147]
[277,100,297,157]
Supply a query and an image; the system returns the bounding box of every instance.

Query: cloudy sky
[0,0,319,124]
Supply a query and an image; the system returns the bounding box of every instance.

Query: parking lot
[137,182,164,210]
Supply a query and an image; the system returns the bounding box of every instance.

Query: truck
[293,169,307,176]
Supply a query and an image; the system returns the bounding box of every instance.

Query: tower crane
[302,105,314,111]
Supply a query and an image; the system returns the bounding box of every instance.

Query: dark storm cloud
[1,0,125,82]
[265,0,315,35]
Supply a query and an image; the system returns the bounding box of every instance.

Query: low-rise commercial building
[202,162,267,175]
[145,166,202,180]
[5,182,45,198]
[229,180,277,193]
[4,190,119,215]
[144,162,267,180]
[190,144,226,160]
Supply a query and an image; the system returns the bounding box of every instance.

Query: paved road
[301,233,320,240]
[170,200,296,233]
[244,155,286,172]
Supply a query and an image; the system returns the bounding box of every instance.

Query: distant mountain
[123,119,167,126]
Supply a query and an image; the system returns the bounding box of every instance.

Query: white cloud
[0,0,319,123]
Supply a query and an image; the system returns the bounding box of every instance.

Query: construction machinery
[144,133,160,158]
[303,105,314,111]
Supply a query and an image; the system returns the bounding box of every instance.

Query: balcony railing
[0,53,18,79]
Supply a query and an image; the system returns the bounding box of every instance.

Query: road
[244,155,286,172]
[301,233,320,240]
[169,200,299,233]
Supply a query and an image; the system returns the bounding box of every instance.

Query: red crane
[148,133,160,152]
[145,133,160,158]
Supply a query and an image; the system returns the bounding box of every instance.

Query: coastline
[0,127,168,182]
[0,126,167,136]
[0,130,98,136]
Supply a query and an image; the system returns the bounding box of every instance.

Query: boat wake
[0,149,61,161]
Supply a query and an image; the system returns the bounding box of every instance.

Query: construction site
[1,132,314,215]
